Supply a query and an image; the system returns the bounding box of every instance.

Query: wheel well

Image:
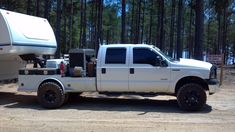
[39,79,63,92]
[175,76,209,95]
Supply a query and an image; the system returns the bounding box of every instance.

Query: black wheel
[177,83,207,111]
[37,82,65,109]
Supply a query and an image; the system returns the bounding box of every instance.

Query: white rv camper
[0,9,57,81]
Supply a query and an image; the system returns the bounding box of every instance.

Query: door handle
[101,68,106,74]
[130,68,134,74]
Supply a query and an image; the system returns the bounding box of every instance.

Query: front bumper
[206,79,219,95]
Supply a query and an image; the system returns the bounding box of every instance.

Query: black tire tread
[177,83,207,111]
[37,82,65,109]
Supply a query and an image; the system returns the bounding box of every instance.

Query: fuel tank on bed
[0,9,57,55]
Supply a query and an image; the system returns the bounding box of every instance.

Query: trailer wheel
[177,83,206,111]
[38,82,65,109]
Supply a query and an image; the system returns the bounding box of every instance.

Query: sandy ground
[0,68,235,132]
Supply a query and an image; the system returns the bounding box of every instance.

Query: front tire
[37,82,65,109]
[177,83,207,111]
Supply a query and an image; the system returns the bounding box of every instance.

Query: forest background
[0,0,235,64]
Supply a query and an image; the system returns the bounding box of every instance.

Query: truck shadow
[0,92,40,110]
[0,92,212,113]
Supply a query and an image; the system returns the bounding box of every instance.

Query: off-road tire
[177,83,207,111]
[37,82,65,109]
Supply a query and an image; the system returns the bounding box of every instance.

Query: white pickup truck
[18,44,218,111]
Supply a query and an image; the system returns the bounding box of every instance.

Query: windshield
[152,46,175,62]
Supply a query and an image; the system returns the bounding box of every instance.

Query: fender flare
[39,77,65,92]
[169,71,208,94]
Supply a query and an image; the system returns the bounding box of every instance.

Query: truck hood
[174,58,212,70]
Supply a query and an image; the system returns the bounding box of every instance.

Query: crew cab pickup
[18,44,218,111]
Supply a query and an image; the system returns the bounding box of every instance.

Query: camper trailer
[0,9,57,81]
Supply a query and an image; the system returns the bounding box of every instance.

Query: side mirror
[155,56,168,67]
[154,56,161,66]
[160,60,168,67]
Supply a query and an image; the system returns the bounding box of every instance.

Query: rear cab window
[105,48,127,64]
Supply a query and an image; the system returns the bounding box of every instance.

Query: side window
[105,48,126,64]
[133,48,160,66]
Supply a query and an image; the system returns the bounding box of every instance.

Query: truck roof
[0,9,56,55]
[100,44,154,48]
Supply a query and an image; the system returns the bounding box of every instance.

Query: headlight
[210,65,217,79]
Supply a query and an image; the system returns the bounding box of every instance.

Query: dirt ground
[0,67,235,132]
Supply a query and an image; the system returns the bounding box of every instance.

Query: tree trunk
[126,4,131,43]
[95,0,103,55]
[106,30,110,45]
[182,5,185,55]
[94,1,98,55]
[169,0,176,57]
[63,13,67,53]
[44,0,50,20]
[55,0,62,58]
[176,0,183,59]
[82,0,87,47]
[159,0,164,50]
[233,43,235,64]
[134,0,141,44]
[194,0,204,60]
[69,1,73,48]
[27,0,31,15]
[91,0,95,48]
[121,0,126,43]
[217,14,221,54]
[36,0,40,16]
[98,0,103,44]
[79,0,84,48]
[207,18,211,55]
[148,0,153,44]
[140,0,145,43]
[78,0,87,48]
[188,1,193,58]
[156,0,161,47]
[222,5,228,64]
[130,0,135,43]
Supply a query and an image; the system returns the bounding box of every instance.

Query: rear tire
[177,83,206,111]
[37,82,65,109]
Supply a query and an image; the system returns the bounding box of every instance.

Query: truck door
[99,47,129,92]
[129,48,170,92]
